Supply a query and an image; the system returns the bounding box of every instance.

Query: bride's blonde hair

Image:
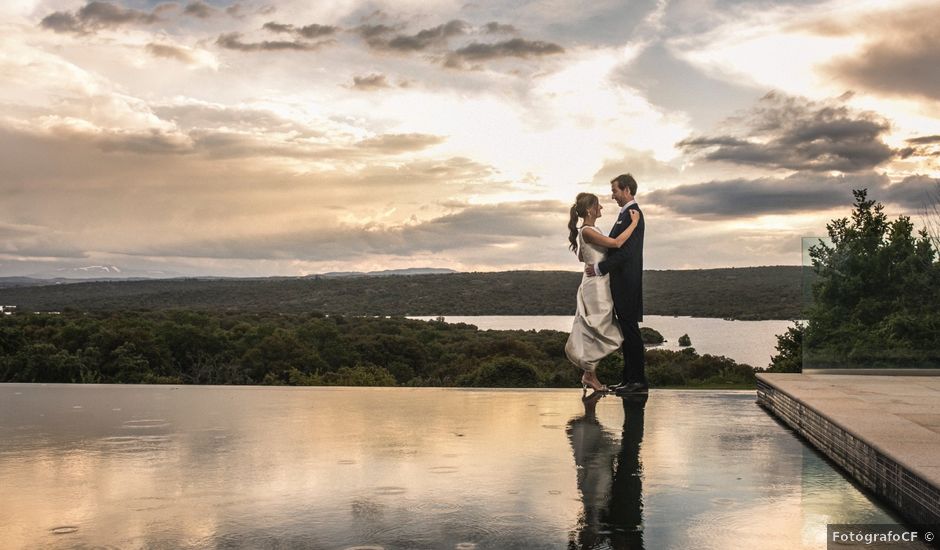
[568,192,598,253]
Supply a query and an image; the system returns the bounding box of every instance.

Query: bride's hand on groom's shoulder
[585,265,597,277]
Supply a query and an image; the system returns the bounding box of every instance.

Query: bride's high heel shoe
[581,374,608,392]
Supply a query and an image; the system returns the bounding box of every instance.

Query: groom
[585,174,647,394]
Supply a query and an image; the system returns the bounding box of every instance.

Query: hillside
[0,266,808,320]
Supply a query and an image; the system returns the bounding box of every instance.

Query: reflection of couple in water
[567,391,648,549]
[565,174,648,396]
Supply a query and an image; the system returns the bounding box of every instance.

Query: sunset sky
[2,0,939,277]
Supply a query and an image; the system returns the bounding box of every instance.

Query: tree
[785,189,939,370]
[767,323,803,373]
[463,356,541,387]
[925,180,940,253]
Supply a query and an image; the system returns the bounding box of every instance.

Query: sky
[1,0,939,277]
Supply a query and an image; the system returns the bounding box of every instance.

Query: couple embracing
[565,174,648,396]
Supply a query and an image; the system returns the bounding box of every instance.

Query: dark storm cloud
[215,32,332,52]
[351,74,391,90]
[677,92,897,173]
[645,172,888,219]
[444,38,564,68]
[262,21,339,38]
[40,1,160,34]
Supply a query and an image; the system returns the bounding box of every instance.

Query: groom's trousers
[618,320,647,385]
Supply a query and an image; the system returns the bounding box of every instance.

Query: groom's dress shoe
[614,383,649,395]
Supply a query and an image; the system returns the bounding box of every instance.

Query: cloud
[152,102,319,135]
[146,43,198,64]
[351,73,391,90]
[121,201,564,261]
[355,133,446,153]
[816,5,940,102]
[262,21,293,33]
[7,113,442,161]
[183,2,217,19]
[645,172,888,219]
[444,38,564,68]
[611,42,763,129]
[677,92,896,173]
[0,224,89,259]
[907,135,940,145]
[40,1,160,34]
[38,12,82,33]
[262,21,339,39]
[881,175,940,210]
[0,120,512,272]
[896,134,940,163]
[592,148,681,186]
[96,129,194,155]
[354,23,396,44]
[482,22,517,34]
[361,20,468,52]
[225,3,247,18]
[215,32,332,52]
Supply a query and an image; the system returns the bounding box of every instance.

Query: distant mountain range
[0,266,809,320]
[0,266,458,288]
[314,268,457,278]
[19,265,185,281]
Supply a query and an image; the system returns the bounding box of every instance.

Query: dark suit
[598,203,646,385]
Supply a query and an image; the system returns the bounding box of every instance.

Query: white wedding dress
[565,226,624,372]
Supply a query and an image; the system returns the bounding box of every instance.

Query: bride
[565,192,641,392]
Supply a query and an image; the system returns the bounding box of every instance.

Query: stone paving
[757,373,940,525]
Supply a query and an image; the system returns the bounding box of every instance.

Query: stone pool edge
[756,373,940,525]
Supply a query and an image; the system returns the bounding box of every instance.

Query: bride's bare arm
[581,210,640,248]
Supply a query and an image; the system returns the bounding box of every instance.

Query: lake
[408,315,796,369]
[0,384,916,550]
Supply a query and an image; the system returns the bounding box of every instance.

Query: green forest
[0,266,804,320]
[0,311,755,389]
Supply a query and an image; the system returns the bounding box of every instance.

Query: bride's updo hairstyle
[568,192,599,253]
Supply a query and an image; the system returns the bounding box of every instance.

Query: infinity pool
[0,385,916,549]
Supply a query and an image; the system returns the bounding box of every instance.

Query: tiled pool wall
[756,378,940,525]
